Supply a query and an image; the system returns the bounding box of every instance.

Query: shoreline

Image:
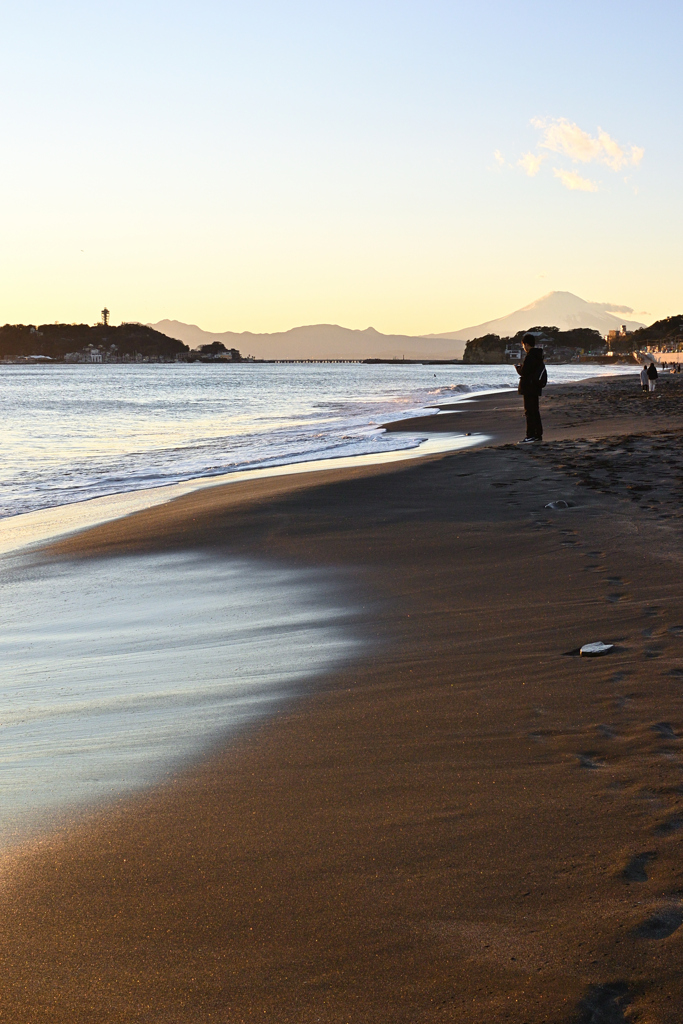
[0,368,635,558]
[0,431,485,557]
[2,371,683,1021]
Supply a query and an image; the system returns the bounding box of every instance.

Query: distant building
[607,325,633,344]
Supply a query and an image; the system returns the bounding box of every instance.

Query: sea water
[0,361,631,519]
[0,551,362,847]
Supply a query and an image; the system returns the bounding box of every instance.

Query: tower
[101,307,110,327]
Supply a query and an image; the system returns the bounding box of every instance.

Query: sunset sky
[0,0,680,334]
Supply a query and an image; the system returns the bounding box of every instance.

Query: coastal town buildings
[607,324,633,345]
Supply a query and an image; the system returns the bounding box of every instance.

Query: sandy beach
[2,371,683,1022]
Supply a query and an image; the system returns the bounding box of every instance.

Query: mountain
[147,321,464,361]
[426,291,646,343]
[149,292,646,362]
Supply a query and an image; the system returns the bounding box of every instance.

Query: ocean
[0,361,632,520]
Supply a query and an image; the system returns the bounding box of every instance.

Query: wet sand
[2,372,683,1022]
[0,553,360,848]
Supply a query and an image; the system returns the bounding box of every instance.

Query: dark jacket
[647,362,658,380]
[517,347,545,396]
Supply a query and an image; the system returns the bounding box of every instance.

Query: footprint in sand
[622,851,657,883]
[576,981,631,1023]
[654,816,682,836]
[651,722,677,740]
[577,754,603,770]
[634,905,683,940]
[605,576,625,603]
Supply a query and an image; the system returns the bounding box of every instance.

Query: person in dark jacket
[515,334,545,442]
[646,360,658,392]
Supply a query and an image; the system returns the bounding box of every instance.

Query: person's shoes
[519,436,539,443]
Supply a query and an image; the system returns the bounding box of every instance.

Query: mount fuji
[426,291,646,345]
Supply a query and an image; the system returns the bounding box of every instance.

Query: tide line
[0,431,487,556]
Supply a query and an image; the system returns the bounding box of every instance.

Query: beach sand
[2,372,683,1022]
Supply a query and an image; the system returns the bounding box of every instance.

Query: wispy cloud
[495,117,643,193]
[597,302,634,313]
[553,168,598,192]
[532,117,643,171]
[518,151,546,177]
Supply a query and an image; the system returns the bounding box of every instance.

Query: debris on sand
[580,641,615,657]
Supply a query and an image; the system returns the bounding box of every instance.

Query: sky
[0,0,680,334]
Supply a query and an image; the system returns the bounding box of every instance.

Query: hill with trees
[463,327,605,364]
[187,341,243,362]
[629,315,683,352]
[0,323,189,362]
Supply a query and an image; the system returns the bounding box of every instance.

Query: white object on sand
[545,500,571,509]
[580,642,614,657]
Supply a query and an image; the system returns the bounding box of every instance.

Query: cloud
[518,151,546,177]
[496,119,642,194]
[596,302,634,314]
[531,117,643,171]
[553,168,598,192]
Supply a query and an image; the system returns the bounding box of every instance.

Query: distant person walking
[647,361,658,392]
[515,334,547,443]
[640,363,649,392]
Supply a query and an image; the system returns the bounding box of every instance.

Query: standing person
[647,360,658,392]
[640,362,649,392]
[515,333,546,443]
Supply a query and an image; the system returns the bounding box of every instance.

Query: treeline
[463,327,603,364]
[0,323,189,360]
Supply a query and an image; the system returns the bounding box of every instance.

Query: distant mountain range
[149,292,646,361]
[147,321,461,361]
[424,291,646,343]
